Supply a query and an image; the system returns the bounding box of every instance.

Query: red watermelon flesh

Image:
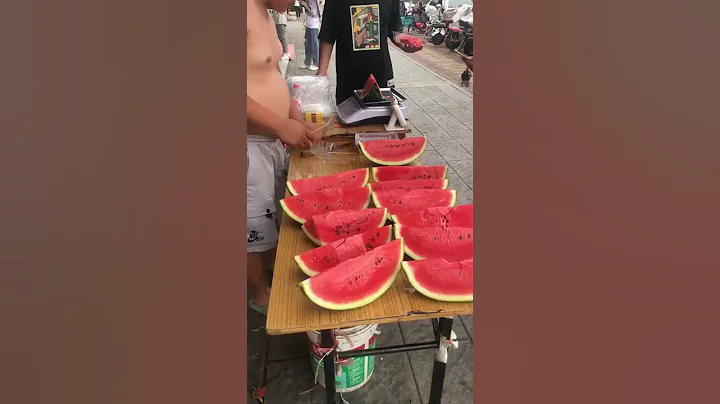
[372,189,456,215]
[280,187,371,224]
[299,239,405,310]
[372,165,447,182]
[286,168,370,196]
[302,208,388,246]
[394,224,473,261]
[399,35,425,49]
[294,225,393,277]
[390,205,473,228]
[368,179,448,192]
[359,137,427,166]
[402,258,473,302]
[360,74,385,102]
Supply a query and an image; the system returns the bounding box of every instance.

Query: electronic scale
[336,88,408,126]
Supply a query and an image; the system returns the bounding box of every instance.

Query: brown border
[0,1,248,403]
[472,1,720,403]
[3,0,720,403]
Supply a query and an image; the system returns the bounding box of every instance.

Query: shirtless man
[247,0,321,314]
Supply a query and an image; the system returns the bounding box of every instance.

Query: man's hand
[303,121,324,144]
[277,119,313,149]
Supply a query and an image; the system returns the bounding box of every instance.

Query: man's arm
[247,95,284,138]
[317,42,334,76]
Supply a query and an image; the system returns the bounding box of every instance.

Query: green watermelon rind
[298,238,405,311]
[368,179,449,193]
[359,138,427,166]
[371,166,448,182]
[286,168,370,196]
[401,260,474,302]
[301,223,325,246]
[293,225,393,277]
[279,187,372,225]
[301,208,389,246]
[371,190,457,212]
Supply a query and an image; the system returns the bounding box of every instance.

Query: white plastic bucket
[307,324,379,393]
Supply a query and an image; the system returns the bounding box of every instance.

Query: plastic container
[307,324,380,393]
[354,132,402,146]
[286,76,336,124]
[291,83,302,112]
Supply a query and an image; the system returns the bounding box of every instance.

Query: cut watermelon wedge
[359,137,427,166]
[390,205,473,228]
[402,258,473,302]
[368,179,448,192]
[394,224,473,261]
[286,168,370,196]
[299,239,405,310]
[294,225,393,277]
[372,189,456,215]
[302,208,388,246]
[280,187,371,224]
[360,74,385,102]
[372,166,447,182]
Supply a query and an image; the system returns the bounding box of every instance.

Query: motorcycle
[408,1,430,34]
[423,3,447,43]
[444,5,473,56]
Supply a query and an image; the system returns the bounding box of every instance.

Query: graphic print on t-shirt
[350,4,381,51]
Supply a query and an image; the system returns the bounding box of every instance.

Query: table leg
[321,329,337,404]
[428,316,454,404]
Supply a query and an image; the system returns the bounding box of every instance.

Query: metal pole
[320,329,337,404]
[337,341,438,359]
[428,316,454,404]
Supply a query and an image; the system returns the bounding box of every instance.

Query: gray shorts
[247,135,289,253]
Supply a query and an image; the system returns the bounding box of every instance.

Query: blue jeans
[304,28,320,66]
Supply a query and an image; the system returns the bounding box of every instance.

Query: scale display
[336,88,407,126]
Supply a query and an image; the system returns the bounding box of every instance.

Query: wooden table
[265,134,473,404]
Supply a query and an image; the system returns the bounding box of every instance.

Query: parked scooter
[444,4,473,56]
[424,2,447,44]
[408,1,430,34]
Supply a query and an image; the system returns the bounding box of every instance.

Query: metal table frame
[257,317,457,404]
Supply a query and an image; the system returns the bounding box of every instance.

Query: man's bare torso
[247,0,290,123]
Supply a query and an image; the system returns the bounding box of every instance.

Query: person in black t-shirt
[316,0,422,105]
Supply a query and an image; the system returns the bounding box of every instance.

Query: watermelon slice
[399,35,425,49]
[280,187,371,224]
[360,74,385,102]
[302,208,388,246]
[359,137,427,166]
[372,189,457,215]
[394,224,473,261]
[402,258,473,302]
[372,166,447,182]
[286,168,370,196]
[390,205,473,228]
[294,225,393,277]
[368,179,448,192]
[299,239,405,310]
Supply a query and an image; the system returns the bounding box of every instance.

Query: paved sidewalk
[248,16,475,404]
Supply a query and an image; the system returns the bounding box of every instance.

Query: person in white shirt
[270,10,290,61]
[300,0,321,70]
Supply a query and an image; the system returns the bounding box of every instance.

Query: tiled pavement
[247,16,474,404]
[401,40,474,93]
